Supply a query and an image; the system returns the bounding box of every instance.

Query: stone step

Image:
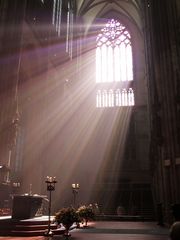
[0,215,77,236]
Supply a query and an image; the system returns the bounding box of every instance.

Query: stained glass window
[96,19,134,107]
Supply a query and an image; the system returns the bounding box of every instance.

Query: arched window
[52,0,62,36]
[96,19,134,107]
[52,0,74,58]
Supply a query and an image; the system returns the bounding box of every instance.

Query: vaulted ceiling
[76,0,143,33]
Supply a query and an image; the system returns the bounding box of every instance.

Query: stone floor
[68,221,170,240]
[0,221,170,240]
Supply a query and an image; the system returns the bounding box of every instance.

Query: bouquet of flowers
[77,205,95,226]
[55,207,79,226]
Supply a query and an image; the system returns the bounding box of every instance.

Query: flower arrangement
[77,205,95,226]
[55,207,79,226]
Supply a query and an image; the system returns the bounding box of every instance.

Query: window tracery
[96,19,134,107]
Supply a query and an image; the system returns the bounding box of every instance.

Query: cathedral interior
[0,0,180,225]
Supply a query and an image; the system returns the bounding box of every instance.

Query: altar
[12,194,46,219]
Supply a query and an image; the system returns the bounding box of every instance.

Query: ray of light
[8,25,135,210]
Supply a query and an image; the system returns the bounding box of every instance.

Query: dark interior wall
[0,0,27,173]
[143,0,180,223]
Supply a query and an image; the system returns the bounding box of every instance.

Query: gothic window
[52,0,74,58]
[52,0,62,36]
[96,19,134,108]
[66,1,74,58]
